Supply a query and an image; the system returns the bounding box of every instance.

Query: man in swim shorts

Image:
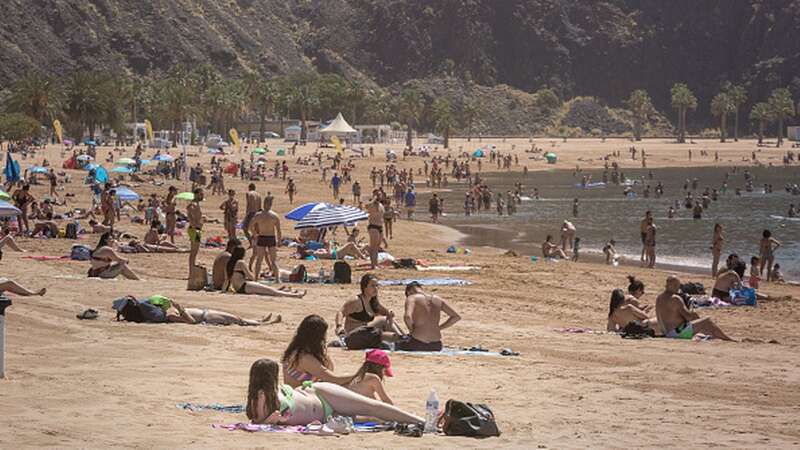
[656,275,735,341]
[395,281,461,352]
[242,183,261,244]
[187,188,204,271]
[248,195,282,280]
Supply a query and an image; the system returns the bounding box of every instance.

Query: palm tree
[398,88,424,148]
[64,71,108,140]
[710,92,734,143]
[5,73,62,126]
[626,89,655,141]
[432,98,454,148]
[460,99,478,142]
[244,74,277,142]
[768,88,795,147]
[670,83,697,143]
[727,84,747,142]
[749,102,771,145]
[157,72,196,145]
[344,81,366,125]
[189,64,222,136]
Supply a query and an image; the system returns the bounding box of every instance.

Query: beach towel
[415,265,480,273]
[389,348,508,357]
[212,421,392,434]
[378,278,473,287]
[177,403,244,413]
[22,255,70,261]
[552,327,606,334]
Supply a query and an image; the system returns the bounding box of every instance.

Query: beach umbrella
[84,163,99,172]
[252,147,267,155]
[115,186,140,201]
[472,149,485,158]
[545,152,558,164]
[117,158,136,165]
[0,190,10,201]
[140,159,151,165]
[154,154,174,161]
[63,139,74,146]
[0,200,21,218]
[285,202,327,221]
[94,166,109,184]
[294,203,368,230]
[29,166,49,174]
[207,148,222,154]
[84,139,97,146]
[176,192,195,201]
[76,154,93,162]
[276,149,286,156]
[112,166,133,174]
[4,152,20,184]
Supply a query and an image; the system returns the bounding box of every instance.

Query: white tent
[320,113,358,135]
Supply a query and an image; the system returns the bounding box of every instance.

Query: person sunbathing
[334,274,405,349]
[246,358,423,426]
[346,349,395,405]
[607,288,657,332]
[656,275,735,341]
[30,221,59,238]
[0,277,46,296]
[313,241,368,260]
[712,261,744,301]
[165,301,281,326]
[143,220,180,249]
[224,246,305,298]
[212,238,241,290]
[0,233,25,256]
[281,315,357,388]
[123,238,188,254]
[542,235,567,259]
[87,232,141,280]
[395,281,461,352]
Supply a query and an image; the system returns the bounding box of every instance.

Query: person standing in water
[639,211,652,262]
[644,217,657,268]
[187,188,204,271]
[758,229,781,281]
[710,223,724,277]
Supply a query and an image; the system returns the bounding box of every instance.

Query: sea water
[419,165,800,281]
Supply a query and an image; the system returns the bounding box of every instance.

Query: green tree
[749,102,771,145]
[533,88,561,112]
[0,113,42,141]
[63,71,109,140]
[432,98,454,148]
[460,99,478,142]
[155,68,196,145]
[343,81,366,125]
[626,89,655,141]
[287,73,320,141]
[670,83,697,143]
[245,73,277,142]
[4,73,62,126]
[726,84,747,141]
[710,92,734,142]
[398,88,425,148]
[768,87,795,147]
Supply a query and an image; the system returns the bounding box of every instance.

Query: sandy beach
[1,137,799,449]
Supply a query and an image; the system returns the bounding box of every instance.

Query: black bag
[344,326,382,350]
[680,282,705,295]
[621,321,656,339]
[437,400,500,437]
[114,296,166,323]
[333,261,352,284]
[392,258,417,268]
[65,222,79,239]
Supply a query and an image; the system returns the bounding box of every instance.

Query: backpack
[621,321,656,339]
[65,222,79,239]
[333,261,352,284]
[70,244,92,261]
[392,258,417,269]
[437,400,501,437]
[187,265,208,291]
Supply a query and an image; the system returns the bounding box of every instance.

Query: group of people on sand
[607,275,734,341]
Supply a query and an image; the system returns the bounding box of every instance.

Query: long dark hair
[281,314,329,369]
[359,273,380,304]
[225,246,246,291]
[609,288,625,317]
[93,232,111,254]
[627,275,644,295]
[246,359,279,422]
[354,361,386,383]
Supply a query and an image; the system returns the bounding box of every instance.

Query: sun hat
[365,349,393,377]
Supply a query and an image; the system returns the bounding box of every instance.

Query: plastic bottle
[424,389,439,433]
[319,268,325,284]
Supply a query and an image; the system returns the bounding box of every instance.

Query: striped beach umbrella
[293,203,368,230]
[0,200,22,218]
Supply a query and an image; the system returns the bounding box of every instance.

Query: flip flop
[76,308,99,320]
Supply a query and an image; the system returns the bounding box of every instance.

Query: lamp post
[0,296,11,378]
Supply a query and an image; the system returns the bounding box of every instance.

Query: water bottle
[424,389,439,433]
[318,268,325,284]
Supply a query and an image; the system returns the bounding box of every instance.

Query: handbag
[437,399,501,437]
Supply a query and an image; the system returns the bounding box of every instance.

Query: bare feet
[36,288,46,296]
[260,313,273,323]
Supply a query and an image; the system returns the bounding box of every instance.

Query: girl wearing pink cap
[347,349,394,404]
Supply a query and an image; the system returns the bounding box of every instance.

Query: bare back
[246,191,262,214]
[405,293,442,342]
[655,291,691,334]
[252,210,279,237]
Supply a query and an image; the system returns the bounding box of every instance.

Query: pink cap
[365,349,393,377]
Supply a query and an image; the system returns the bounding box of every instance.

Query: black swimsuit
[349,296,376,323]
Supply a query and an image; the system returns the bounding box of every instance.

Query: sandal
[76,308,99,320]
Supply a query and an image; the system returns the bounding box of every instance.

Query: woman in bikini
[334,274,405,349]
[165,300,281,326]
[224,246,305,298]
[281,315,357,388]
[710,223,724,277]
[164,186,177,244]
[606,288,657,332]
[88,232,141,280]
[758,229,781,281]
[246,358,423,426]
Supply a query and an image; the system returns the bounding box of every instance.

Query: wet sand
[1,138,799,449]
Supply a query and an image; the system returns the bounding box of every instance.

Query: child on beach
[347,349,394,404]
[572,237,581,262]
[769,263,784,283]
[749,256,761,289]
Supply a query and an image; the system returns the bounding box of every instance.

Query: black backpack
[621,321,656,339]
[65,222,79,239]
[437,400,500,437]
[114,296,166,323]
[333,261,352,284]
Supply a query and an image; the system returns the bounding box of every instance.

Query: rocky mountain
[1,0,799,132]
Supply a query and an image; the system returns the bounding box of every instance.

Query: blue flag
[4,152,20,183]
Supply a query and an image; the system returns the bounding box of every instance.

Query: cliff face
[1,0,799,130]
